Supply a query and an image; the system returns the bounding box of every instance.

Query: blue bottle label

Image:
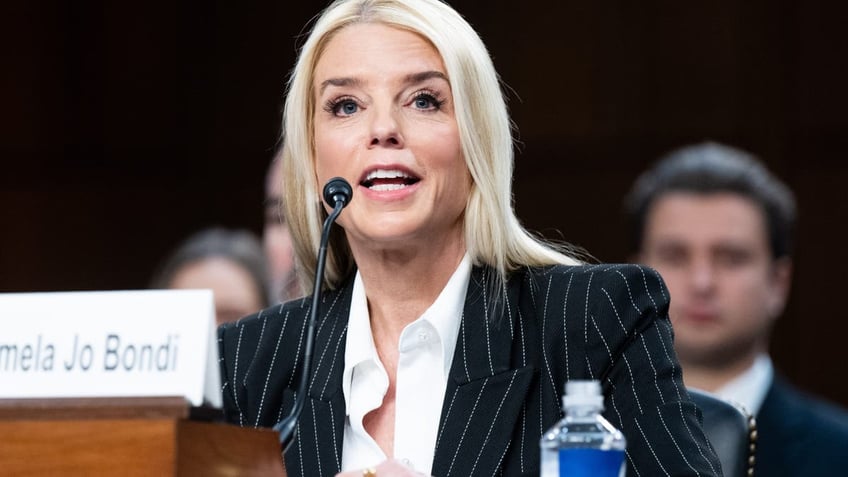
[558,448,625,477]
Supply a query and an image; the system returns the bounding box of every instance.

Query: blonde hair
[281,0,580,293]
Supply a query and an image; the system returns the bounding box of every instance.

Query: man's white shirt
[714,353,774,415]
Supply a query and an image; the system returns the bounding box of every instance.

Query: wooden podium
[0,397,287,476]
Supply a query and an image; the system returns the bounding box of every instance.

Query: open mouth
[360,169,420,191]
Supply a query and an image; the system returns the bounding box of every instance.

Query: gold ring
[362,468,377,477]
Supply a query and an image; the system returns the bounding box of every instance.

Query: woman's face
[168,257,264,326]
[312,23,470,251]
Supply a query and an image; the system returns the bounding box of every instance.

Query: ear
[766,257,792,319]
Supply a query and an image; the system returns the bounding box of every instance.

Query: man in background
[625,142,848,476]
[264,152,301,302]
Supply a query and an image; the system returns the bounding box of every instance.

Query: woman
[219,1,722,476]
[152,227,270,326]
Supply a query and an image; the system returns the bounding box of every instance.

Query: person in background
[218,1,721,476]
[151,227,271,326]
[625,141,848,476]
[264,152,302,302]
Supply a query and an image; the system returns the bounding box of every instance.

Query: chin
[674,330,728,354]
[354,227,419,246]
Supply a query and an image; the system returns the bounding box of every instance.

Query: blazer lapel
[432,266,535,476]
[284,283,352,477]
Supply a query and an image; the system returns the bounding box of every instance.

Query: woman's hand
[335,459,431,477]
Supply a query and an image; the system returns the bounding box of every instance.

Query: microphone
[323,177,353,209]
[274,177,352,452]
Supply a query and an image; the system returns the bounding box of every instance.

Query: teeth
[370,183,407,191]
[365,169,412,181]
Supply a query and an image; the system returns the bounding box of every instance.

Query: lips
[681,307,719,324]
[360,168,420,191]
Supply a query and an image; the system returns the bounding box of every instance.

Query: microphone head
[322,177,353,208]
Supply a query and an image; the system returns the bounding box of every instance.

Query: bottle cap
[563,379,604,409]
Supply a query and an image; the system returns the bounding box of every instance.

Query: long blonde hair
[280,0,580,293]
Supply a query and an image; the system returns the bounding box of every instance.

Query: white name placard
[0,290,221,407]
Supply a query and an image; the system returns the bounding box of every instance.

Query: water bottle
[540,380,627,477]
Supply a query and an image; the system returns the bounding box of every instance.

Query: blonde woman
[219,1,721,475]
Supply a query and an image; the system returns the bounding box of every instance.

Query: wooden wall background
[3,1,847,406]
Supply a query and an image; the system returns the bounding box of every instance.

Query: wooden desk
[0,397,286,476]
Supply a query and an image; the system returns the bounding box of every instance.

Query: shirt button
[418,331,429,341]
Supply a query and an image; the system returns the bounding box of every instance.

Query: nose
[689,260,716,294]
[368,105,404,149]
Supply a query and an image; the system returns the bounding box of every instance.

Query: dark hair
[151,227,272,307]
[624,142,797,259]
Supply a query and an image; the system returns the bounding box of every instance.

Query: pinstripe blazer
[218,263,722,476]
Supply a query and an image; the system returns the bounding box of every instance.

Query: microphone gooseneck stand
[273,177,352,452]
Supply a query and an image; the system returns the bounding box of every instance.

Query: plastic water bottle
[540,380,627,477]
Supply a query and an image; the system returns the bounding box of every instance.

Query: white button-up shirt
[714,353,774,415]
[340,254,471,474]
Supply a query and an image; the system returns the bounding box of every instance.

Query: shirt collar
[342,272,379,411]
[419,253,471,378]
[341,253,472,414]
[714,353,774,415]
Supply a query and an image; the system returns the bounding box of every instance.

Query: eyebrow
[404,70,449,85]
[318,70,449,95]
[319,77,364,95]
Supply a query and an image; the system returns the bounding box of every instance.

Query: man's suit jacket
[754,376,848,476]
[219,264,722,476]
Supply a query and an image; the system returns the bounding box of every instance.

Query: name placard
[0,290,221,407]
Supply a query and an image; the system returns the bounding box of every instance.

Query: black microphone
[323,177,353,209]
[274,177,352,452]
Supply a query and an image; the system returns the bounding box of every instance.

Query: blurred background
[3,1,846,405]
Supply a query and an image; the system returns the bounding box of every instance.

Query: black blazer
[754,376,848,476]
[219,264,722,476]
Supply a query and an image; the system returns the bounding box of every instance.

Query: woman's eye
[412,93,442,111]
[415,96,433,108]
[334,100,358,116]
[326,98,359,116]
